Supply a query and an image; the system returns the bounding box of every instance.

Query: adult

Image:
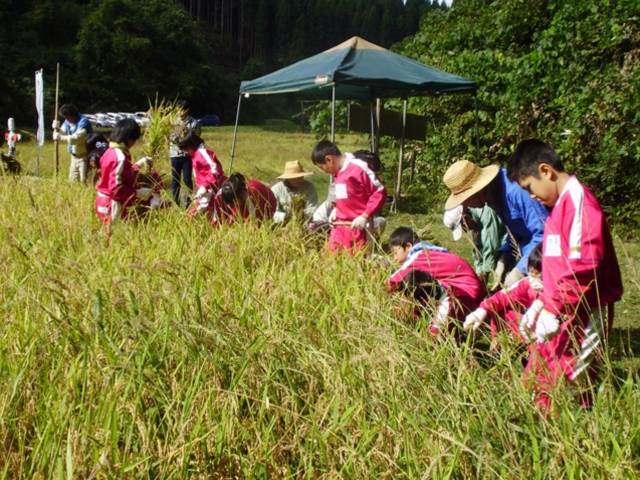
[169,102,201,207]
[52,104,93,183]
[271,160,318,223]
[443,160,548,287]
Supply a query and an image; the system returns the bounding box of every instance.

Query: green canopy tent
[232,36,477,206]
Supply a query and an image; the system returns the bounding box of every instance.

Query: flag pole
[54,62,60,177]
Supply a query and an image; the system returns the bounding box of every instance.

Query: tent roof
[239,36,476,100]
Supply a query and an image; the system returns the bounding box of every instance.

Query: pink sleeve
[481,279,532,318]
[359,169,386,217]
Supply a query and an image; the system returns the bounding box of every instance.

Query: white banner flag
[35,69,44,147]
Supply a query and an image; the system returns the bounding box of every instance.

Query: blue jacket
[61,115,93,156]
[495,168,548,273]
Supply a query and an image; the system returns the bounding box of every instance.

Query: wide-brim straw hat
[443,160,500,210]
[278,160,314,179]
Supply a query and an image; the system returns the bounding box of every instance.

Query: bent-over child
[387,227,485,334]
[311,141,386,253]
[507,139,623,411]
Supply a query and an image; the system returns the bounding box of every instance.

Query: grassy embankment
[1,125,639,477]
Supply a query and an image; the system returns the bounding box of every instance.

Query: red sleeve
[480,279,533,318]
[359,168,386,217]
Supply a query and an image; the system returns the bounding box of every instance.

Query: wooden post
[54,62,60,178]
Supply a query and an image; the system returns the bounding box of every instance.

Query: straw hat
[278,160,314,179]
[443,160,500,210]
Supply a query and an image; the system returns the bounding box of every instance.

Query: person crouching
[388,227,485,335]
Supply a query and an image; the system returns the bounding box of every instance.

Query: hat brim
[444,164,500,210]
[278,172,314,179]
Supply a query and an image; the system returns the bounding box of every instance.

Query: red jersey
[481,277,542,318]
[541,176,622,320]
[95,145,137,206]
[192,144,225,191]
[388,243,484,318]
[334,153,386,221]
[213,179,277,224]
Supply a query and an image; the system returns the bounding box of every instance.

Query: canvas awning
[239,36,476,99]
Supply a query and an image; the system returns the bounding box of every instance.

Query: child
[212,173,277,225]
[311,141,386,252]
[178,132,226,217]
[86,133,109,184]
[387,227,485,334]
[95,119,148,229]
[507,139,623,410]
[463,243,543,341]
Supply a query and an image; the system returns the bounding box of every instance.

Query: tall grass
[0,174,639,478]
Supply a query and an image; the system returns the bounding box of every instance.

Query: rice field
[1,125,639,478]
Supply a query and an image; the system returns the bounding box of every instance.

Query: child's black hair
[110,118,141,144]
[177,131,203,151]
[401,270,443,305]
[528,243,543,272]
[389,227,421,247]
[59,104,79,119]
[311,140,341,165]
[220,173,247,204]
[506,139,564,182]
[353,149,382,172]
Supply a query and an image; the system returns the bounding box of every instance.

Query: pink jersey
[334,153,386,221]
[192,144,225,190]
[388,245,484,318]
[213,179,277,224]
[481,277,541,318]
[541,176,622,320]
[95,145,137,206]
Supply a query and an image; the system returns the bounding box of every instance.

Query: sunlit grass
[1,126,639,477]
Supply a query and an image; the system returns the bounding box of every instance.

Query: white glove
[433,296,450,329]
[529,276,543,291]
[150,194,163,209]
[136,187,153,200]
[51,120,60,129]
[273,211,287,223]
[519,299,543,341]
[195,186,212,212]
[328,208,337,224]
[110,200,122,223]
[463,308,488,331]
[535,309,560,343]
[504,267,525,288]
[135,156,152,168]
[351,215,368,230]
[52,131,61,141]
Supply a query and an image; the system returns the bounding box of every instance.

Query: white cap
[443,205,464,241]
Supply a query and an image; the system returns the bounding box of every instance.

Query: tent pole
[331,84,336,143]
[229,93,243,172]
[369,102,375,151]
[393,99,407,213]
[474,93,480,161]
[375,98,381,153]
